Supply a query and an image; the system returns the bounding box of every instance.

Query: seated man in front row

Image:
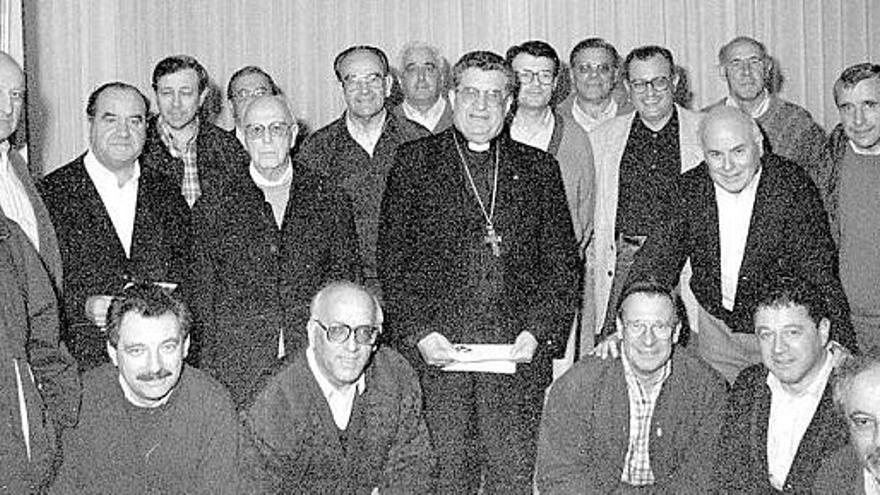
[813,346,880,494]
[536,280,727,493]
[716,276,850,493]
[51,283,241,494]
[243,281,434,493]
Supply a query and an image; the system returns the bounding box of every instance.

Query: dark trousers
[418,357,549,494]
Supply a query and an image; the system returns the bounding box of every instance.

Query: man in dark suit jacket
[140,55,249,210]
[186,95,359,407]
[0,51,62,289]
[378,51,580,493]
[40,81,190,372]
[717,277,850,493]
[623,106,855,383]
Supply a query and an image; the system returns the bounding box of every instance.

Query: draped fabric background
[14,0,880,174]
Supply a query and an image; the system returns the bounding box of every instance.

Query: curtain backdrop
[22,0,880,173]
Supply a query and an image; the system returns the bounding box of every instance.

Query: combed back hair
[616,278,681,326]
[718,36,768,65]
[833,63,880,107]
[106,282,191,347]
[622,45,675,81]
[151,55,209,93]
[86,81,150,120]
[226,65,282,100]
[831,345,880,414]
[310,280,384,327]
[242,94,297,126]
[398,41,450,92]
[333,45,390,81]
[569,37,621,70]
[452,50,517,96]
[750,276,828,327]
[505,40,561,77]
[698,105,763,147]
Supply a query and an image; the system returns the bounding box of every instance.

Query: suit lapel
[73,161,129,262]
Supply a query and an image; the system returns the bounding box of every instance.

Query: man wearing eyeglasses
[392,41,453,133]
[298,45,429,297]
[141,55,250,210]
[588,45,704,350]
[619,106,855,383]
[536,280,726,493]
[716,276,850,493]
[506,40,595,373]
[379,50,579,493]
[704,37,828,191]
[225,65,282,147]
[557,38,633,134]
[185,94,359,407]
[243,281,434,493]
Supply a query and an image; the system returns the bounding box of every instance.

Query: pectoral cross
[484,225,502,257]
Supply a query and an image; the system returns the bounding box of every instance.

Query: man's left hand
[510,331,538,363]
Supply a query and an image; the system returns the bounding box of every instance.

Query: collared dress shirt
[158,116,200,207]
[83,150,140,257]
[346,111,386,157]
[726,91,772,119]
[715,167,762,311]
[765,349,834,490]
[620,353,672,486]
[0,140,39,249]
[306,346,366,430]
[402,97,447,133]
[571,97,618,134]
[510,110,554,151]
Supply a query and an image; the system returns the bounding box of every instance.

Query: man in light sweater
[703,36,828,190]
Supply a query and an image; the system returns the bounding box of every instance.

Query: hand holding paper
[417,332,457,367]
[509,331,538,363]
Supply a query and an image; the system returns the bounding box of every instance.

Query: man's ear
[384,74,393,98]
[671,71,681,91]
[819,317,831,347]
[448,88,456,108]
[672,322,682,345]
[198,87,209,108]
[182,334,191,359]
[107,342,118,366]
[615,316,625,339]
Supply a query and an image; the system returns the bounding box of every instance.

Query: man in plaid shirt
[536,280,727,493]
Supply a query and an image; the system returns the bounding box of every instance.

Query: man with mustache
[703,36,828,190]
[814,346,880,494]
[51,283,240,494]
[141,55,249,209]
[40,82,190,371]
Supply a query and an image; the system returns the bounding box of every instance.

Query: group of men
[1,29,880,493]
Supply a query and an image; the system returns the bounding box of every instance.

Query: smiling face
[837,77,880,153]
[571,46,617,105]
[755,303,829,392]
[626,54,678,128]
[722,39,769,103]
[89,86,147,173]
[339,49,391,123]
[702,109,763,193]
[0,53,24,142]
[155,68,206,131]
[451,67,511,145]
[308,286,379,388]
[511,53,556,111]
[616,292,680,382]
[243,96,296,177]
[108,311,189,407]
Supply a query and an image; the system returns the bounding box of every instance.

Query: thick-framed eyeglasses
[231,87,269,101]
[575,62,614,77]
[456,87,507,107]
[628,76,672,94]
[244,122,294,140]
[313,319,381,345]
[403,62,438,76]
[623,320,675,338]
[725,57,765,73]
[516,69,554,86]
[342,72,385,92]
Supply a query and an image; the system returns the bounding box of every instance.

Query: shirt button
[607,270,613,277]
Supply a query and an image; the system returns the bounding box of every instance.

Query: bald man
[185,95,359,407]
[0,51,62,288]
[243,281,434,493]
[620,106,854,382]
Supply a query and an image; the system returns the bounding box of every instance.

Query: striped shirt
[621,354,672,486]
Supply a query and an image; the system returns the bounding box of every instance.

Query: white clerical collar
[402,97,446,131]
[849,140,880,156]
[249,159,293,188]
[84,149,140,188]
[306,346,366,398]
[571,97,617,133]
[117,373,173,408]
[725,91,771,119]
